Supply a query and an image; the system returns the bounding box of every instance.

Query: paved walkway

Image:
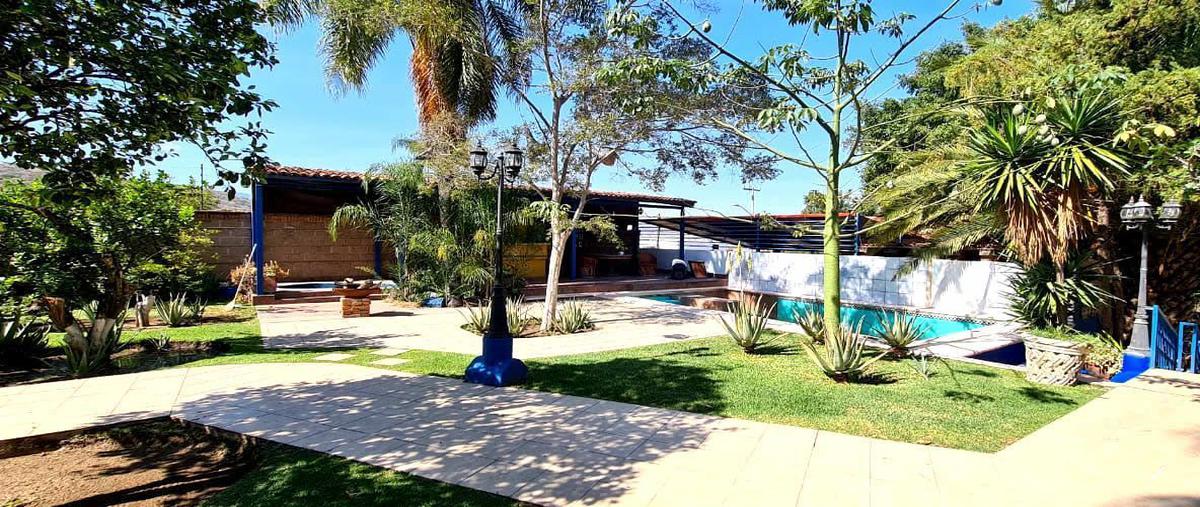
[259,296,729,358]
[1,363,1197,506]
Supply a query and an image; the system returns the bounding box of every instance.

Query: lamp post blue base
[1109,353,1151,383]
[464,337,527,386]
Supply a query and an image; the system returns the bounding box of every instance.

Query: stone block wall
[263,213,375,281]
[196,211,251,281]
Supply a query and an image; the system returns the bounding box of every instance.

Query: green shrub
[800,320,886,382]
[875,311,927,356]
[552,300,594,334]
[793,307,826,344]
[720,294,776,353]
[1008,252,1115,328]
[0,314,50,367]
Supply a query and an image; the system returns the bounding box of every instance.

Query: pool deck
[259,296,730,358]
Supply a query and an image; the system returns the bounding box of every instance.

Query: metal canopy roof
[640,214,864,254]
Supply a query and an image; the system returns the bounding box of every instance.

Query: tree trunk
[1054,265,1069,327]
[541,226,570,332]
[822,175,842,334]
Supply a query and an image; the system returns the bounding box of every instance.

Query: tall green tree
[0,0,276,200]
[0,174,209,372]
[604,0,992,333]
[862,0,1200,328]
[0,0,276,371]
[513,0,763,331]
[263,0,530,134]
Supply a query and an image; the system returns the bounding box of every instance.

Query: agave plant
[875,312,928,357]
[792,307,827,344]
[552,300,594,334]
[0,315,50,367]
[155,293,200,327]
[800,320,886,382]
[507,296,533,337]
[63,308,127,376]
[460,302,491,335]
[720,294,776,353]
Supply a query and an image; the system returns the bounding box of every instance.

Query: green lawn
[204,445,522,507]
[128,308,1101,452]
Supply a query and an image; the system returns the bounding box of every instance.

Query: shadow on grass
[943,390,997,403]
[526,354,728,416]
[1018,386,1079,405]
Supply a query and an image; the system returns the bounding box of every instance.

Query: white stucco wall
[721,252,1018,320]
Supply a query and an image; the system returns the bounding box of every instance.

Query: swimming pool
[774,299,984,340]
[638,294,984,340]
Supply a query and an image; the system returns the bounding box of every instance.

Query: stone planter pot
[1023,335,1086,386]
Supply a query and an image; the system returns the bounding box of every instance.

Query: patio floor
[259,296,730,358]
[0,364,1196,506]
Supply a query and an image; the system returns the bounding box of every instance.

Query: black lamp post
[1112,195,1181,382]
[464,141,529,386]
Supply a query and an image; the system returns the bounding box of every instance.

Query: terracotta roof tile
[264,164,695,207]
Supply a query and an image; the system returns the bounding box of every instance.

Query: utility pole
[744,184,760,251]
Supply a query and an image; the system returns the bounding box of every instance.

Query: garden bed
[0,419,525,507]
[0,420,254,506]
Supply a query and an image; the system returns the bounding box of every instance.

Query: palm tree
[262,0,529,132]
[869,92,1131,326]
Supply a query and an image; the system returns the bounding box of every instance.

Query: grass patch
[108,310,1101,452]
[203,444,522,507]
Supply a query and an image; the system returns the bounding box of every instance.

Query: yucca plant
[552,300,594,334]
[800,320,886,382]
[0,315,50,367]
[720,294,776,353]
[460,302,491,335]
[792,307,827,344]
[875,312,928,357]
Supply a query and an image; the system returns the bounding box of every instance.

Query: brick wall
[196,211,251,281]
[195,211,378,282]
[263,213,376,281]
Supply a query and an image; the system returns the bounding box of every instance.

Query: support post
[251,182,265,295]
[678,207,685,261]
[854,213,863,256]
[568,229,578,280]
[373,241,383,277]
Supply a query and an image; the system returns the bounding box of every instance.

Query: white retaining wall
[659,250,1017,320]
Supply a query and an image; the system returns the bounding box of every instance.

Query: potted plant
[262,261,289,294]
[1022,327,1108,385]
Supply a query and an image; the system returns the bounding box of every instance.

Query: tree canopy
[0,0,277,199]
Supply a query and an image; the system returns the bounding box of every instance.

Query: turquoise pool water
[638,294,984,340]
[775,299,983,340]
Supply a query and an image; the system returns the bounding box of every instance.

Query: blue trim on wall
[251,182,265,295]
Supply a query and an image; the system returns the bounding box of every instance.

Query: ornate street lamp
[464,141,528,386]
[1112,195,1180,382]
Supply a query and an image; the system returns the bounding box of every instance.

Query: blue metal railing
[1150,305,1199,373]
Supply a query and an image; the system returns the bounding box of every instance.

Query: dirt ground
[0,421,255,507]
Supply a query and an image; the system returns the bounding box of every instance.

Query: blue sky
[158,0,1036,214]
